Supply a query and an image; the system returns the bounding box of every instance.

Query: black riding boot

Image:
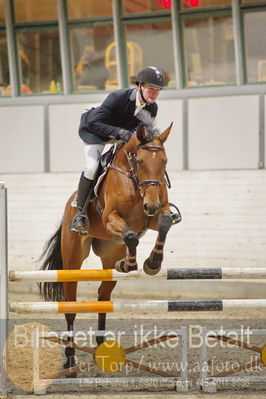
[71,173,94,235]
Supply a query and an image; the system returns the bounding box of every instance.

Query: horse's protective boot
[71,173,94,235]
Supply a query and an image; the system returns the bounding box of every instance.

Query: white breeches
[83,143,105,180]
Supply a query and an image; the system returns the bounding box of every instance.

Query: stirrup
[71,212,89,235]
[169,203,182,224]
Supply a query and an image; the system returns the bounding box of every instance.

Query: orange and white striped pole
[9,267,266,282]
[9,299,266,314]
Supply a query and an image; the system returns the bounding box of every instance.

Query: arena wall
[0,94,264,174]
[2,170,266,300]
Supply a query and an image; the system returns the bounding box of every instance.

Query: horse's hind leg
[144,213,172,275]
[61,223,93,374]
[97,281,117,345]
[92,238,125,345]
[63,283,77,372]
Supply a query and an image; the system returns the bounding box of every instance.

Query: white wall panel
[157,98,183,170]
[265,95,266,167]
[49,103,99,172]
[49,99,183,172]
[0,95,262,173]
[188,95,259,169]
[0,105,44,173]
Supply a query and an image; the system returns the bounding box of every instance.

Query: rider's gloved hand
[117,129,132,142]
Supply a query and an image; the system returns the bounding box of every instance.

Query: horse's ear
[136,123,146,143]
[158,122,173,143]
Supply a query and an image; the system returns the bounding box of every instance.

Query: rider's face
[139,84,161,104]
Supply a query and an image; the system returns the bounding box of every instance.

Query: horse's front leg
[61,234,91,375]
[105,211,139,273]
[143,212,172,275]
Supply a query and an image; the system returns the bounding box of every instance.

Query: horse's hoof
[63,360,77,377]
[115,259,138,273]
[143,259,161,275]
[66,371,77,378]
[96,336,104,346]
[64,360,76,369]
[115,259,126,273]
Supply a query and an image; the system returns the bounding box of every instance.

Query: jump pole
[9,299,266,314]
[9,267,266,282]
[0,182,8,394]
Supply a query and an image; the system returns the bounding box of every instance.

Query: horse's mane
[137,109,160,143]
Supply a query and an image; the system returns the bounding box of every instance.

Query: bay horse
[40,113,175,373]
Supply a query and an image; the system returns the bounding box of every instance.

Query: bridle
[109,143,171,197]
[128,144,165,196]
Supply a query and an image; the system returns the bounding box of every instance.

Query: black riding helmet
[135,66,164,89]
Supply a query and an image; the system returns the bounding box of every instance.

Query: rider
[71,66,165,235]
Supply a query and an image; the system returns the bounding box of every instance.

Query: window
[181,0,231,9]
[123,0,168,14]
[14,0,57,22]
[70,26,114,92]
[17,29,62,94]
[67,0,115,92]
[125,20,175,87]
[121,0,172,87]
[1,0,266,97]
[0,31,10,96]
[244,11,266,83]
[0,0,5,24]
[183,15,236,86]
[13,0,62,95]
[0,0,9,96]
[242,0,266,3]
[67,0,112,19]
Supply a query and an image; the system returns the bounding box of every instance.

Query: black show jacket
[79,88,158,144]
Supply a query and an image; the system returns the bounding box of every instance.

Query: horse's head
[125,116,172,217]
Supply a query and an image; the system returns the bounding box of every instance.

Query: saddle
[93,144,120,198]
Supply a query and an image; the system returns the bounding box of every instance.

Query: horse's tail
[39,223,65,302]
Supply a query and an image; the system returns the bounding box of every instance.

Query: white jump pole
[0,182,8,394]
